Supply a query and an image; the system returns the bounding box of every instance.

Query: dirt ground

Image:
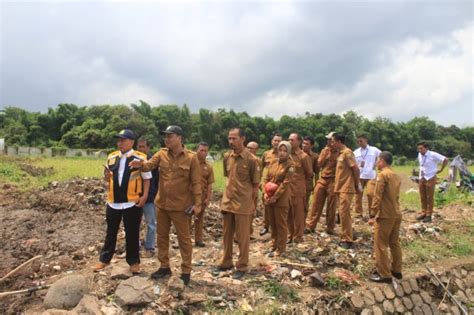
[0,174,472,314]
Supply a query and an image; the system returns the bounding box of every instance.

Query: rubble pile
[0,178,472,314]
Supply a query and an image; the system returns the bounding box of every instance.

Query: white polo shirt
[354,145,381,180]
[418,150,446,180]
[108,149,152,210]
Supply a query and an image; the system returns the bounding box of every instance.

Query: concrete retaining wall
[2,146,108,158]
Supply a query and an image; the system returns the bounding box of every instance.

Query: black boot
[150,267,172,279]
[180,273,191,285]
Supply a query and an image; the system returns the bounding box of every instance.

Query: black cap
[160,125,183,136]
[114,129,136,140]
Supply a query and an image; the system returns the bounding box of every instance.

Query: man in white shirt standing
[353,134,381,219]
[93,129,152,274]
[416,142,448,223]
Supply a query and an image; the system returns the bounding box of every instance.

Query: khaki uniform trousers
[288,196,305,242]
[157,208,193,274]
[306,178,337,232]
[374,217,402,278]
[419,177,436,216]
[305,189,313,219]
[219,211,253,272]
[337,193,354,242]
[189,203,206,243]
[261,192,270,229]
[354,178,376,216]
[267,205,289,254]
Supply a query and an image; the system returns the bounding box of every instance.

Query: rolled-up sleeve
[141,171,152,180]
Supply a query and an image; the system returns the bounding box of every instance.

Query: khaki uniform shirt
[221,149,261,214]
[372,167,401,219]
[289,150,313,197]
[250,152,263,180]
[200,159,215,201]
[334,146,357,194]
[141,147,202,211]
[261,149,278,169]
[264,159,295,207]
[318,146,339,179]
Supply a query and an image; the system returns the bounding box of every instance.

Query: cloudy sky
[1,0,473,126]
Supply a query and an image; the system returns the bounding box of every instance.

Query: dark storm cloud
[1,1,472,125]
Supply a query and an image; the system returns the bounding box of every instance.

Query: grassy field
[0,156,104,190]
[0,155,472,210]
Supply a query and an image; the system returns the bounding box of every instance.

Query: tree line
[1,101,472,159]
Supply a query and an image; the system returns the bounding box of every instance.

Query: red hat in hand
[264,182,279,197]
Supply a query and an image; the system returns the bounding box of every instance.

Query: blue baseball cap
[114,129,136,140]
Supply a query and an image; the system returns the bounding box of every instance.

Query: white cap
[325,131,335,139]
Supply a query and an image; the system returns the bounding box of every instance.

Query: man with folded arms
[331,133,361,249]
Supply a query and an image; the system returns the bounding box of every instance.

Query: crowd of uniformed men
[93,125,448,285]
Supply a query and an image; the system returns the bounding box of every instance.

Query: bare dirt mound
[0,178,107,312]
[0,178,472,314]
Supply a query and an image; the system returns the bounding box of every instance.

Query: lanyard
[361,147,369,161]
[421,153,428,167]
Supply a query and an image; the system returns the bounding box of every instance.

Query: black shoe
[391,271,403,280]
[180,273,191,285]
[339,241,352,250]
[422,216,432,223]
[195,241,205,247]
[259,227,269,236]
[304,228,315,234]
[232,270,246,279]
[416,213,426,221]
[370,272,392,283]
[150,267,172,279]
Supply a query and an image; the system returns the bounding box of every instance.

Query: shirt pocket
[237,164,249,181]
[178,164,190,178]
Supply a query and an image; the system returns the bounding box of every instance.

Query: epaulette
[132,151,147,160]
[108,151,120,159]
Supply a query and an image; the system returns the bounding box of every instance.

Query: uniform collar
[231,149,247,158]
[167,145,186,157]
[119,149,134,158]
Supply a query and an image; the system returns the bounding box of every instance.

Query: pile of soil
[0,177,472,314]
[0,179,107,292]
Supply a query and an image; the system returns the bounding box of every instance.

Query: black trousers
[99,205,143,265]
